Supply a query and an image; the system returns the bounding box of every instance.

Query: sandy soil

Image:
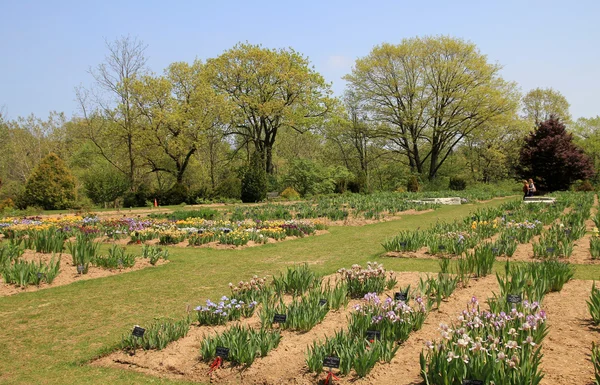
[540,279,598,385]
[0,250,168,296]
[94,274,600,385]
[93,272,500,384]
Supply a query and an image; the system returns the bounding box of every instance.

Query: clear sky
[1,0,599,120]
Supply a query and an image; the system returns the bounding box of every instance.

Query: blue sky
[1,0,599,120]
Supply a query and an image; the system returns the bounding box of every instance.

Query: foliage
[588,283,600,325]
[200,325,281,367]
[522,87,571,124]
[141,245,169,265]
[120,317,191,352]
[406,175,420,192]
[81,164,130,206]
[344,36,518,180]
[517,116,595,191]
[92,245,136,269]
[67,234,100,274]
[272,263,321,296]
[241,151,267,203]
[205,42,332,174]
[420,297,546,385]
[448,176,467,191]
[21,153,76,210]
[1,255,61,288]
[280,187,300,200]
[338,262,396,298]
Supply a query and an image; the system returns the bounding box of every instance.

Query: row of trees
[0,35,597,209]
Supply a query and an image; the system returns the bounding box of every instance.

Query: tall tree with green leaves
[132,61,226,184]
[572,116,600,178]
[522,87,571,124]
[205,43,333,173]
[344,35,519,180]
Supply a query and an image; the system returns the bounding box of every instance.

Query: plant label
[462,380,483,385]
[77,265,85,274]
[546,247,555,253]
[37,272,43,279]
[215,346,229,359]
[132,326,145,338]
[438,245,446,251]
[273,313,287,323]
[507,294,522,304]
[366,330,381,341]
[399,241,407,247]
[491,247,499,254]
[394,292,408,301]
[319,299,328,306]
[323,356,340,369]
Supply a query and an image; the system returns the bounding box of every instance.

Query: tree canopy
[344,36,519,180]
[518,116,594,191]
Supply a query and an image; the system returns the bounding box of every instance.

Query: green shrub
[241,151,267,203]
[448,176,467,191]
[21,153,76,210]
[575,180,595,192]
[406,175,420,192]
[280,187,300,200]
[214,176,242,200]
[149,208,218,221]
[162,183,189,205]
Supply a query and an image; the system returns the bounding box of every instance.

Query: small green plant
[141,245,169,265]
[592,342,600,385]
[200,325,281,367]
[30,228,66,253]
[588,283,600,325]
[338,262,394,298]
[272,263,320,296]
[1,256,60,288]
[591,237,600,259]
[67,234,100,274]
[92,244,136,269]
[120,317,191,352]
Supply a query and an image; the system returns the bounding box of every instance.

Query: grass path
[2,197,600,385]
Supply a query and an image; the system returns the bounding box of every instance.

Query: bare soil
[94,272,498,384]
[0,250,168,297]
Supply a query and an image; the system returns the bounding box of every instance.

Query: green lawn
[2,197,599,385]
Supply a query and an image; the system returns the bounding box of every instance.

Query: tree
[461,115,529,183]
[572,116,600,178]
[517,116,594,191]
[132,61,225,184]
[21,153,76,209]
[76,35,148,189]
[241,151,267,203]
[344,36,518,180]
[522,88,570,124]
[205,43,333,174]
[323,92,384,191]
[81,164,130,207]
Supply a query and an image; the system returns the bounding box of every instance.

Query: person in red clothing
[522,180,530,200]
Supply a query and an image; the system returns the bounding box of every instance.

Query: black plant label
[507,294,522,304]
[462,380,483,385]
[366,330,381,341]
[395,292,408,301]
[216,346,229,359]
[273,313,287,323]
[132,326,145,338]
[323,356,340,369]
[319,299,327,306]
